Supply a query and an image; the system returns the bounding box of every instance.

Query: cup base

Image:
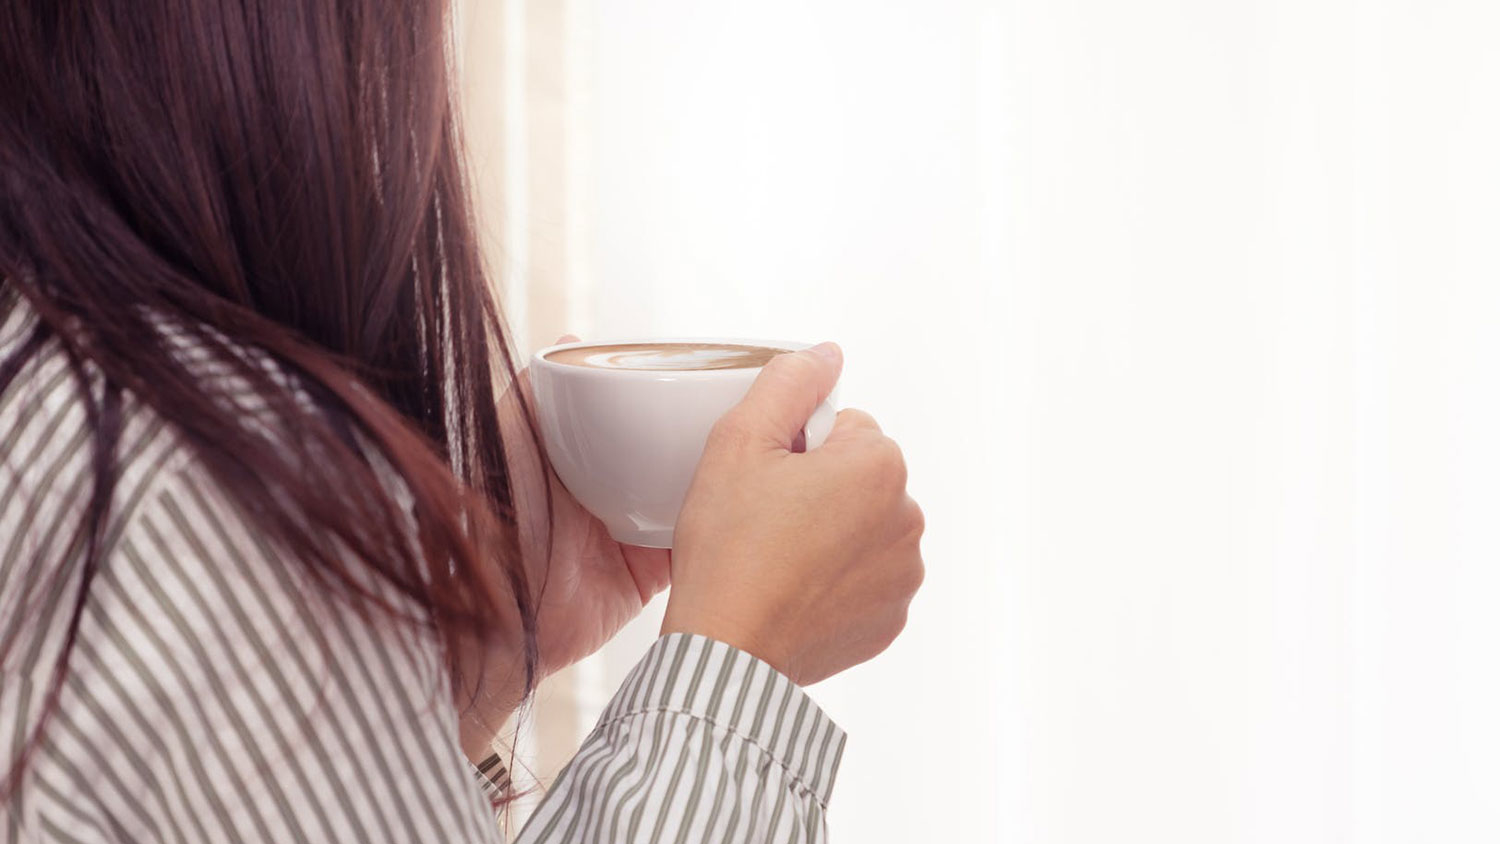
[608,525,675,550]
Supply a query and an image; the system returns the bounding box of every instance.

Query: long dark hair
[0,0,543,799]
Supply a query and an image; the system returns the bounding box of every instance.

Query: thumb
[728,342,843,451]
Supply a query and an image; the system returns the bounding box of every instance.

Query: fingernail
[809,342,840,360]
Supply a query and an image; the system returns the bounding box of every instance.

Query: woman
[0,1,924,841]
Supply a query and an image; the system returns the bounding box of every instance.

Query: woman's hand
[457,335,672,757]
[662,343,925,685]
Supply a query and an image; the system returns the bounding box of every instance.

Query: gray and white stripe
[516,634,846,844]
[1,300,846,842]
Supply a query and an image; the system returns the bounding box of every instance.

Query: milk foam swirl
[546,342,786,371]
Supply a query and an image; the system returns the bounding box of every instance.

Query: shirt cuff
[591,632,848,809]
[470,752,511,808]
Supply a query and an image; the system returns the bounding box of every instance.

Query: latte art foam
[546,342,788,371]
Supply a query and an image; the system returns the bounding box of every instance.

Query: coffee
[546,342,788,372]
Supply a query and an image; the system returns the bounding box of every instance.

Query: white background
[519,1,1500,841]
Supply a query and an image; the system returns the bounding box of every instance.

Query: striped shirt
[0,300,846,842]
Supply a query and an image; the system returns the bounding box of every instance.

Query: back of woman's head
[0,0,539,796]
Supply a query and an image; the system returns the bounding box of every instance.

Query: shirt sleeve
[471,754,512,810]
[514,633,848,844]
[4,456,510,844]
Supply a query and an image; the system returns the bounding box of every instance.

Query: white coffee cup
[529,338,840,548]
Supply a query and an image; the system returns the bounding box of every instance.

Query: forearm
[515,633,846,844]
[460,709,511,764]
[454,648,531,764]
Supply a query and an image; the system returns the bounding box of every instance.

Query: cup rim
[530,337,814,379]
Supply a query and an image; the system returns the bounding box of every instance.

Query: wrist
[660,607,798,684]
[454,677,526,764]
[458,709,504,764]
[453,645,533,763]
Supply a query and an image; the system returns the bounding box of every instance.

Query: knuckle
[886,606,911,642]
[836,407,872,426]
[876,437,907,486]
[906,556,926,594]
[835,407,881,434]
[906,498,926,539]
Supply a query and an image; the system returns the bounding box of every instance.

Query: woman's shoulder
[0,302,464,838]
[1,296,190,576]
[1,291,325,552]
[0,295,424,657]
[1,298,212,689]
[1,292,448,726]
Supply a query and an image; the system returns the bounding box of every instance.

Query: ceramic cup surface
[529,338,839,548]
